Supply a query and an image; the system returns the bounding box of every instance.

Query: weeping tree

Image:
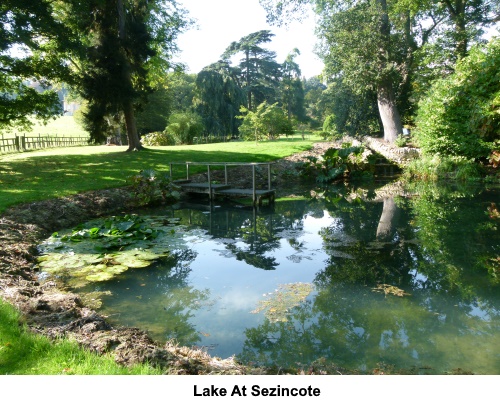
[194,61,245,136]
[59,0,189,151]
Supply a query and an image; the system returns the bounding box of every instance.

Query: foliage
[322,114,341,140]
[414,39,500,160]
[128,169,181,205]
[280,48,306,122]
[57,0,190,150]
[238,102,294,141]
[38,214,185,287]
[395,134,408,148]
[135,86,172,135]
[140,132,176,146]
[194,62,245,137]
[404,155,483,181]
[221,30,281,111]
[0,0,69,132]
[300,143,367,183]
[165,111,204,145]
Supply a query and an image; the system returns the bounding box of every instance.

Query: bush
[414,39,499,160]
[404,155,483,181]
[322,114,342,140]
[166,112,204,145]
[238,102,294,141]
[140,132,176,146]
[128,169,181,205]
[299,143,367,183]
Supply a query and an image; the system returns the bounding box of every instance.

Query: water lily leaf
[36,214,192,284]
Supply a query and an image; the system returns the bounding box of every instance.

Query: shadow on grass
[0,141,315,213]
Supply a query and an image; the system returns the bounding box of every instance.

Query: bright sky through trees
[174,0,324,78]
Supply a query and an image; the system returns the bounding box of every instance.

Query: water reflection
[77,181,499,374]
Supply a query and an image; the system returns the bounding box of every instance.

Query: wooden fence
[0,134,90,154]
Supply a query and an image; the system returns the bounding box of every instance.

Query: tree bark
[377,80,403,143]
[118,0,144,151]
[376,0,403,143]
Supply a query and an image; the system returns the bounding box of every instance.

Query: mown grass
[0,137,319,213]
[0,299,161,375]
[1,116,89,139]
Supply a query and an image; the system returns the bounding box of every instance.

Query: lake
[38,180,500,374]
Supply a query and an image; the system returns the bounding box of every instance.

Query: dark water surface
[63,182,500,373]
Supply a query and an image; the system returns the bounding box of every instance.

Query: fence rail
[0,134,90,154]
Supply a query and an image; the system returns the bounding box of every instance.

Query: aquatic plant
[37,214,188,287]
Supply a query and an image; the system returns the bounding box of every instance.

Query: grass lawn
[0,137,320,214]
[0,299,160,375]
[1,116,89,139]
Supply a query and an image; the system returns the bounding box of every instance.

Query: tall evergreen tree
[221,30,281,111]
[59,0,189,151]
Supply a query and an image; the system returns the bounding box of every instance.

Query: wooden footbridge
[169,161,276,206]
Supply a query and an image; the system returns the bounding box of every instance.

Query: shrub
[300,143,367,183]
[404,155,482,181]
[414,39,499,160]
[322,114,342,140]
[140,132,176,146]
[128,169,181,205]
[165,112,203,145]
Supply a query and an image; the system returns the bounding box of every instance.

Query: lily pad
[36,214,190,284]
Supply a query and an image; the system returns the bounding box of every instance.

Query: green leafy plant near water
[299,143,370,183]
[37,214,188,287]
[128,169,181,205]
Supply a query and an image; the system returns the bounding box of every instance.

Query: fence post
[252,165,256,206]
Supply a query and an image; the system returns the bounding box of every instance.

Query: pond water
[39,181,500,374]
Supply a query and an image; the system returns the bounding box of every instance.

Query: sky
[173,0,324,78]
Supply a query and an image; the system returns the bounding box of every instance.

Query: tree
[238,102,294,142]
[165,111,203,145]
[194,61,245,136]
[261,0,500,142]
[222,30,281,111]
[280,48,306,122]
[58,0,189,151]
[414,38,499,160]
[260,0,407,142]
[0,0,71,131]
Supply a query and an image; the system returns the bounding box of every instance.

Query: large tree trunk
[376,0,403,143]
[377,81,403,143]
[123,99,143,151]
[118,0,144,151]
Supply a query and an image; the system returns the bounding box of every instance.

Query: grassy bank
[0,299,161,375]
[0,137,319,213]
